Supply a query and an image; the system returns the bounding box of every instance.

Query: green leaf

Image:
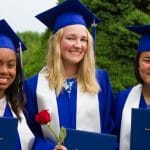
[59,127,67,145]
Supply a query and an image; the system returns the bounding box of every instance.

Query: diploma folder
[0,117,18,150]
[64,128,117,150]
[130,108,150,150]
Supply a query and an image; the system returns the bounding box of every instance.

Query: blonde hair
[46,27,100,95]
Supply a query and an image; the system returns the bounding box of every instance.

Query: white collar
[119,84,142,150]
[0,96,7,116]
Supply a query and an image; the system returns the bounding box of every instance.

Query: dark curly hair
[5,53,26,121]
[133,52,144,84]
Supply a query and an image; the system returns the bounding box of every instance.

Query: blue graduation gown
[112,87,147,149]
[3,104,21,150]
[3,103,51,150]
[24,69,114,149]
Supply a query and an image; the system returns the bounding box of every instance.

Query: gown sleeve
[112,86,147,150]
[112,87,131,150]
[96,69,115,134]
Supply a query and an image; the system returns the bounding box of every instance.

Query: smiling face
[60,24,88,67]
[0,48,16,95]
[139,51,150,85]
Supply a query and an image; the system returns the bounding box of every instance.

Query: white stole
[119,84,142,150]
[11,111,35,150]
[36,67,101,142]
[1,96,35,150]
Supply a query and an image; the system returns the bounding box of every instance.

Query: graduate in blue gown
[113,24,150,150]
[24,0,114,149]
[0,19,51,150]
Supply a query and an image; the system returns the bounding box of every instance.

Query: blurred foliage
[20,0,150,93]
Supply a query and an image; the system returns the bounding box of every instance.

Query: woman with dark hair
[113,24,150,150]
[0,19,52,150]
[0,19,35,149]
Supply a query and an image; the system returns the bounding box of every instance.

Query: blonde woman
[24,0,114,150]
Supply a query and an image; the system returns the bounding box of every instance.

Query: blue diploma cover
[0,117,18,150]
[64,128,117,150]
[130,108,150,150]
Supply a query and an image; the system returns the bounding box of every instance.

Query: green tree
[82,0,150,92]
[21,0,150,92]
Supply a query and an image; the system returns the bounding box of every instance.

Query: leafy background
[19,0,150,93]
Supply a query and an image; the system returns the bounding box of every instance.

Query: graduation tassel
[91,19,97,55]
[18,42,25,107]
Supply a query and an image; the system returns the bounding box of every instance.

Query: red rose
[35,109,66,145]
[35,110,51,125]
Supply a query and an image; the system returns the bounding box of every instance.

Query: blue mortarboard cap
[126,24,150,52]
[0,19,26,52]
[36,0,100,33]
